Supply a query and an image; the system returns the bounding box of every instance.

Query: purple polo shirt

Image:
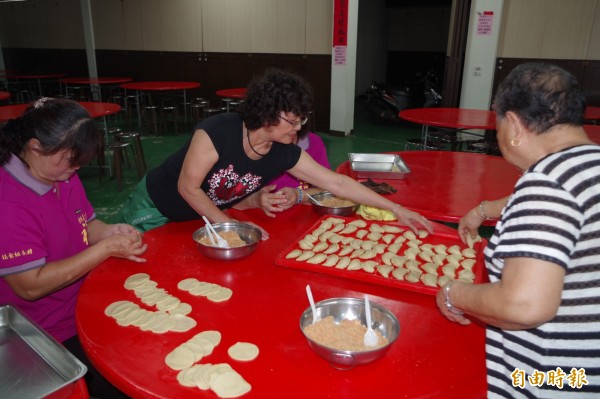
[0,154,96,342]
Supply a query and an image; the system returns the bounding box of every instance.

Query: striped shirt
[485,145,600,399]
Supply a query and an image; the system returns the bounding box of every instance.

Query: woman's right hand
[103,233,148,262]
[457,206,484,245]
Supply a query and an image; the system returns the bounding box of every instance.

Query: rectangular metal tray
[0,305,87,399]
[348,153,410,179]
[275,215,487,296]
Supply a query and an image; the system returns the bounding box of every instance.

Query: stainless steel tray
[348,153,411,179]
[0,305,87,399]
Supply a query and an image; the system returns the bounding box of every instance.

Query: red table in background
[60,77,132,101]
[0,91,9,102]
[0,101,120,122]
[76,206,487,399]
[585,106,600,123]
[336,151,521,226]
[399,108,496,149]
[6,72,66,96]
[584,124,600,143]
[216,88,246,111]
[121,81,201,127]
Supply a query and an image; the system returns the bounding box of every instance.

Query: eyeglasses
[279,115,309,127]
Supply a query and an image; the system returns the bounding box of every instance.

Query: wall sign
[477,11,494,36]
[333,0,348,65]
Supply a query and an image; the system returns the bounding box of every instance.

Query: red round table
[0,91,10,101]
[585,106,600,123]
[76,206,487,399]
[60,77,133,101]
[584,124,600,144]
[336,151,521,226]
[6,72,66,96]
[215,88,246,99]
[0,101,120,121]
[399,108,497,149]
[121,81,201,127]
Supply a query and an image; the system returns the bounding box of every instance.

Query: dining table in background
[60,77,132,101]
[215,87,246,111]
[585,106,600,124]
[76,206,487,399]
[399,107,497,150]
[584,124,600,144]
[336,150,521,226]
[0,90,10,102]
[5,72,66,97]
[121,81,201,127]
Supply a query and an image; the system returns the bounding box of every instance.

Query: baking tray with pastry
[275,215,487,295]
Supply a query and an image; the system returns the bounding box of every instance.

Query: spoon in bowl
[305,193,323,206]
[363,295,378,347]
[201,216,229,248]
[306,285,320,324]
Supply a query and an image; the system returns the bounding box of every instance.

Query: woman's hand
[101,233,148,263]
[249,185,296,217]
[457,206,485,245]
[435,284,471,326]
[110,223,143,240]
[392,205,433,234]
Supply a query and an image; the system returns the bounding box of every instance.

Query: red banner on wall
[333,0,348,46]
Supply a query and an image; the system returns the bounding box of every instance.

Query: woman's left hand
[435,287,471,326]
[111,223,143,240]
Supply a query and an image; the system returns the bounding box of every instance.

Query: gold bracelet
[479,200,492,220]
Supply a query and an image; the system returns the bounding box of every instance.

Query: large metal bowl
[299,297,400,369]
[193,221,262,261]
[308,191,359,216]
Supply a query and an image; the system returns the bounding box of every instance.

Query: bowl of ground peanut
[193,221,262,260]
[300,297,400,369]
[308,191,359,216]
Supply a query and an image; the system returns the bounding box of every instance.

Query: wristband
[479,200,492,220]
[444,282,464,316]
[296,187,303,204]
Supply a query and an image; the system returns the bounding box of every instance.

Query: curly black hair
[237,68,313,131]
[0,98,100,166]
[493,63,586,134]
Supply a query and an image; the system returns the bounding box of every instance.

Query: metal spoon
[306,285,320,324]
[363,295,378,347]
[305,193,322,206]
[201,216,229,248]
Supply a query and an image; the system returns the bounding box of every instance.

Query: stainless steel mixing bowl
[299,297,400,369]
[308,191,359,216]
[193,221,262,260]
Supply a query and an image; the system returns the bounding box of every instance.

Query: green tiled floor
[80,99,423,224]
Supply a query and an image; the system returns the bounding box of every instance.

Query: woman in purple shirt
[0,98,147,398]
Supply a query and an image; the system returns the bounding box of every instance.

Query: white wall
[459,0,504,110]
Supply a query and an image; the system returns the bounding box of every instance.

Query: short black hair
[493,63,586,133]
[237,68,313,131]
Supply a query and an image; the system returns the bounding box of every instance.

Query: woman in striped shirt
[436,63,600,398]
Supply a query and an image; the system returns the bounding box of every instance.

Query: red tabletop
[216,88,246,99]
[76,206,487,399]
[399,108,496,130]
[584,124,600,144]
[0,91,10,101]
[60,77,133,85]
[121,81,201,91]
[336,151,521,225]
[585,106,600,122]
[0,101,121,121]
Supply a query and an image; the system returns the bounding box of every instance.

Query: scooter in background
[366,69,442,124]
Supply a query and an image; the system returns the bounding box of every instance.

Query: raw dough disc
[165,346,196,370]
[210,370,252,398]
[192,330,222,347]
[227,342,259,361]
[124,273,150,289]
[207,287,233,302]
[170,314,197,332]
